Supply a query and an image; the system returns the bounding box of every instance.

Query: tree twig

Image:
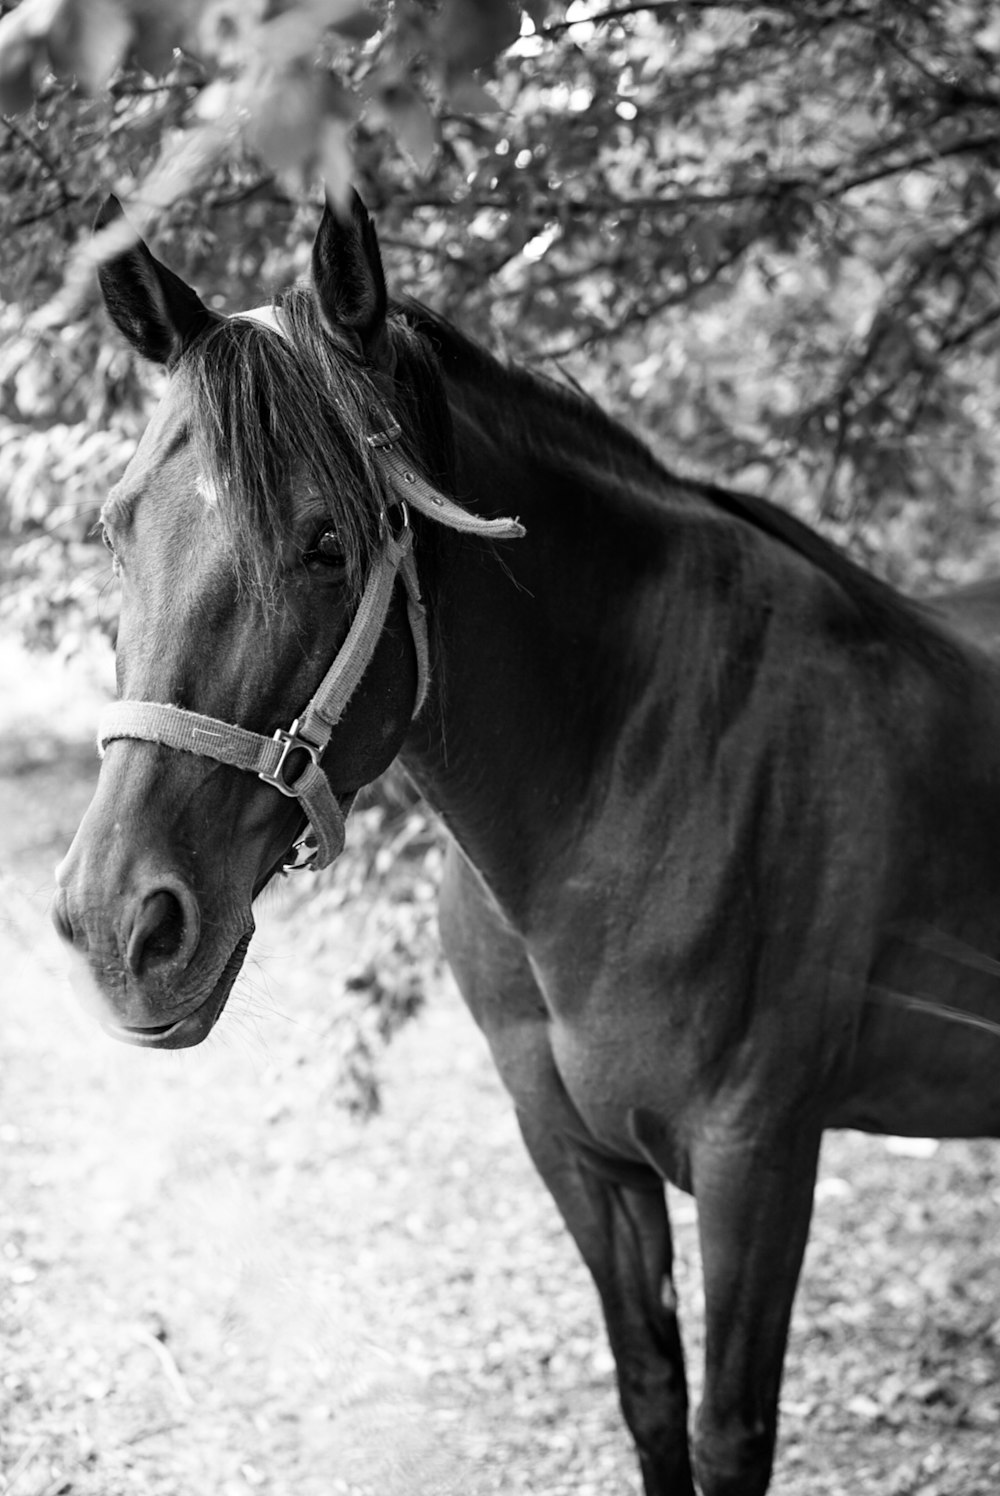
[1,116,77,208]
[538,0,750,38]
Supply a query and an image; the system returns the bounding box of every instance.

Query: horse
[53,191,1000,1496]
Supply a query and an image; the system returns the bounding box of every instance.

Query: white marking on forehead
[202,307,286,510]
[231,304,287,338]
[196,472,219,508]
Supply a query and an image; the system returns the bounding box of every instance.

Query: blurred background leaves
[4,0,1000,648]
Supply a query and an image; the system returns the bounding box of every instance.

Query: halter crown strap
[372,434,525,541]
[98,426,524,871]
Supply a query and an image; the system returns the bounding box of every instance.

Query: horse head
[52,194,515,1047]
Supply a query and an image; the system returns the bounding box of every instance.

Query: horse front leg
[516,1111,695,1496]
[691,1126,821,1496]
[439,844,693,1492]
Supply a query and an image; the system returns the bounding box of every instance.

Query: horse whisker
[893,923,1000,980]
[867,983,1000,1042]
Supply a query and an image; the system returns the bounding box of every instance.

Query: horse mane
[398,300,957,665]
[179,283,960,671]
[397,297,667,488]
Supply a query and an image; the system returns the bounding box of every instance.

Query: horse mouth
[101,928,254,1050]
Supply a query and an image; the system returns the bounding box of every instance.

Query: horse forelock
[176,285,396,605]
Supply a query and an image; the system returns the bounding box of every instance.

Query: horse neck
[399,374,692,922]
[396,352,983,936]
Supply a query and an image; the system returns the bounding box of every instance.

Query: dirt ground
[3,637,1000,1496]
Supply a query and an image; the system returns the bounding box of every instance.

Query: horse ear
[94,195,217,365]
[311,190,392,372]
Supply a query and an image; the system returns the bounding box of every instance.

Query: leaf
[0,0,62,115]
[32,115,231,331]
[846,1393,883,1422]
[255,9,330,68]
[0,31,38,115]
[247,65,325,175]
[306,0,378,30]
[974,17,1000,54]
[379,83,437,172]
[129,5,187,75]
[0,0,61,47]
[691,220,720,271]
[193,77,232,121]
[244,61,357,192]
[47,0,133,92]
[257,0,378,60]
[446,74,500,114]
[319,71,359,122]
[434,0,520,74]
[324,2,379,42]
[522,0,551,31]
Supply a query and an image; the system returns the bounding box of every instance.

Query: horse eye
[304,527,346,570]
[100,524,121,573]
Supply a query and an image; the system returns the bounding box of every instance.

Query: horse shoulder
[438,837,553,1093]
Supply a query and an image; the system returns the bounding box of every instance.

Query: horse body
[420,345,1000,1141]
[54,195,1000,1496]
[401,348,1000,1492]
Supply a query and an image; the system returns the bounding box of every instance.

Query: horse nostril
[125,888,195,977]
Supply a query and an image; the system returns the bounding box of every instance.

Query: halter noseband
[97,421,524,871]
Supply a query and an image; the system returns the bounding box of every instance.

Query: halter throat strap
[97,424,524,871]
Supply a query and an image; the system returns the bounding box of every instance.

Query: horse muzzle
[96,928,254,1048]
[52,819,254,1046]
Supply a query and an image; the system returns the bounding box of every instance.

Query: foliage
[3,0,1000,631]
[280,767,444,1117]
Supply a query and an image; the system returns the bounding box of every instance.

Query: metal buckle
[367,421,402,449]
[258,717,323,798]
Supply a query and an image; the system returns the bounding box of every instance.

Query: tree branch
[941,303,1000,353]
[10,199,76,230]
[539,236,750,357]
[202,178,293,210]
[538,0,738,38]
[819,130,1000,201]
[1,116,77,208]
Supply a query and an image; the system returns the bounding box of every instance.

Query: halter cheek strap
[97,425,525,871]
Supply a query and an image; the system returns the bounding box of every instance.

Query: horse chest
[518,940,709,1162]
[549,1008,697,1156]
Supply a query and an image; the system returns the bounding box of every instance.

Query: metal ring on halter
[258,716,323,797]
[284,834,320,872]
[379,500,410,542]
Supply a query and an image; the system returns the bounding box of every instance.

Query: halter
[97,420,525,871]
